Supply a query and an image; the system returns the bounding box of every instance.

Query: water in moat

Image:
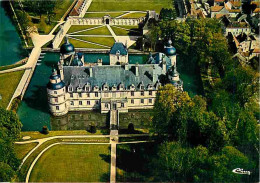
[0,3,28,66]
[17,52,203,131]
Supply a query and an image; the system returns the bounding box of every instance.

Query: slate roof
[63,64,165,91]
[110,42,128,55]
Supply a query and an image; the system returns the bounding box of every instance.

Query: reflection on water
[17,52,203,131]
[0,3,28,66]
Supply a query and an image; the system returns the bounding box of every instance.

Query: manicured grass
[0,63,24,71]
[20,130,109,140]
[111,26,141,36]
[67,25,99,34]
[84,12,125,18]
[116,143,156,182]
[88,0,173,13]
[68,38,108,49]
[122,12,147,18]
[73,26,112,35]
[74,36,115,47]
[14,143,38,160]
[53,0,75,21]
[114,25,140,29]
[0,70,24,108]
[30,144,110,182]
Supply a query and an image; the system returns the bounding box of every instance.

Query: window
[87,93,90,97]
[70,93,73,98]
[55,98,58,103]
[54,91,57,94]
[131,91,134,96]
[121,103,124,107]
[95,92,98,97]
[141,91,144,96]
[79,93,82,98]
[131,99,134,104]
[79,101,82,105]
[95,100,99,104]
[140,85,144,90]
[149,91,152,96]
[149,99,152,103]
[68,86,73,92]
[56,106,59,110]
[141,99,144,103]
[70,101,74,106]
[87,101,90,105]
[105,103,109,108]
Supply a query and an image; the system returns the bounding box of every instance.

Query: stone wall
[119,110,152,130]
[51,111,109,130]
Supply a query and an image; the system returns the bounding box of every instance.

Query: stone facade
[47,40,182,116]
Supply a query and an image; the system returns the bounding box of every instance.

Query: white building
[47,40,183,116]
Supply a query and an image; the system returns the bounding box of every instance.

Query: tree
[0,108,21,181]
[42,126,49,134]
[0,108,22,141]
[151,84,191,139]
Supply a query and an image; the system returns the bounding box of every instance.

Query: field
[87,0,173,13]
[67,25,99,34]
[0,70,24,108]
[72,26,112,35]
[29,144,111,182]
[84,12,125,18]
[122,12,147,18]
[14,143,38,160]
[111,26,141,36]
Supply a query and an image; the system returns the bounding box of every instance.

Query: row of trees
[0,108,22,181]
[147,17,259,182]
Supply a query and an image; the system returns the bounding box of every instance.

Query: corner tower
[47,68,68,116]
[164,39,176,66]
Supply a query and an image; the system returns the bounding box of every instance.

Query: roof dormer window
[148,84,153,90]
[130,84,135,90]
[68,85,73,92]
[94,85,99,91]
[85,82,91,92]
[103,83,109,91]
[118,83,124,91]
[112,84,117,91]
[77,85,82,92]
[139,82,144,90]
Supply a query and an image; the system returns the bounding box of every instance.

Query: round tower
[164,39,176,66]
[47,68,68,116]
[168,65,183,90]
[60,37,75,64]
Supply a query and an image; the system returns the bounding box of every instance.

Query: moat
[17,52,203,131]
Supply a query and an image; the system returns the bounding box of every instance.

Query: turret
[47,67,68,116]
[164,39,176,66]
[60,36,75,60]
[167,64,183,90]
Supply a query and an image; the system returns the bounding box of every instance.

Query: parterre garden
[61,0,173,49]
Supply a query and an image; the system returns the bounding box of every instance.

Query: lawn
[67,25,99,34]
[29,144,110,182]
[73,26,112,35]
[14,143,38,160]
[88,0,173,13]
[73,36,115,47]
[20,130,109,140]
[111,26,141,36]
[67,38,109,49]
[116,143,157,182]
[84,12,125,18]
[0,70,24,108]
[53,0,75,21]
[0,63,24,71]
[122,12,147,18]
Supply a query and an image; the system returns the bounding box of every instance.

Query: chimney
[135,63,139,76]
[97,59,102,66]
[89,67,93,77]
[162,60,166,72]
[124,63,129,70]
[153,65,157,83]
